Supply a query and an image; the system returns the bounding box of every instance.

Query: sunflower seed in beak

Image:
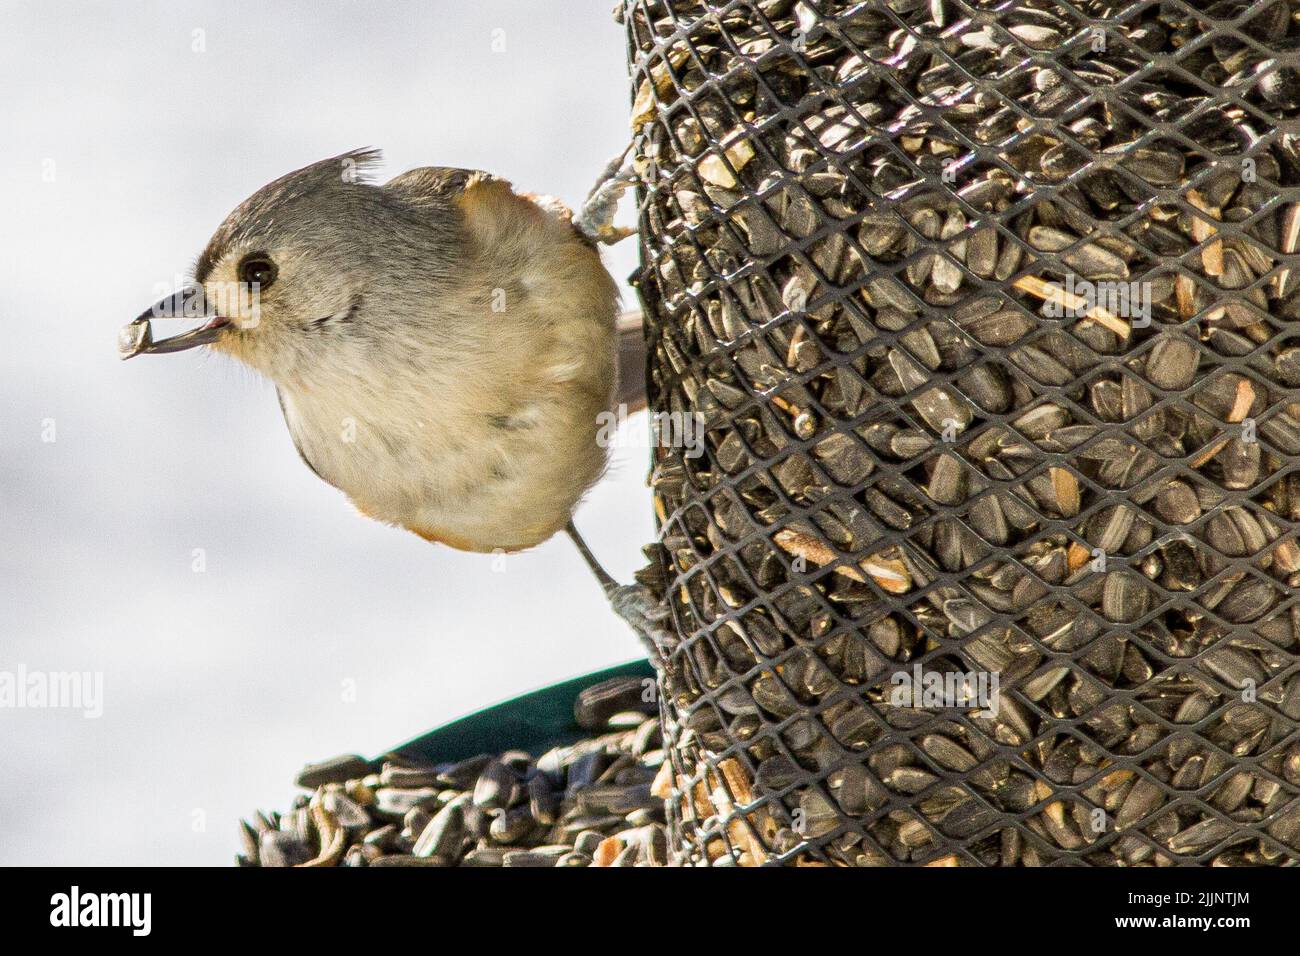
[118,319,152,359]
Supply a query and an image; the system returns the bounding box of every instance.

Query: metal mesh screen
[625,0,1300,866]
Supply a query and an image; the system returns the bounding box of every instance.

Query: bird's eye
[238,255,278,289]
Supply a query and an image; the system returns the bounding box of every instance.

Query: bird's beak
[119,286,232,360]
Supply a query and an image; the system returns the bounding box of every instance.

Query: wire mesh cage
[625,0,1300,865]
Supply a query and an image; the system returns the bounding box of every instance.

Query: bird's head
[120,148,446,380]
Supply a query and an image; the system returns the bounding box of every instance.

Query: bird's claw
[605,583,674,663]
[574,150,639,245]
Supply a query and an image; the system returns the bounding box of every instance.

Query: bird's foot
[573,147,639,245]
[605,582,674,663]
[564,521,671,664]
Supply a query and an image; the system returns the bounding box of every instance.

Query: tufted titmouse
[120,149,667,656]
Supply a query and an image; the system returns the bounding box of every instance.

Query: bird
[120,148,668,658]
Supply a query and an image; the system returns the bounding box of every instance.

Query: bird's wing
[384,166,582,236]
[383,167,648,410]
[381,166,482,205]
[276,387,333,487]
[616,310,647,413]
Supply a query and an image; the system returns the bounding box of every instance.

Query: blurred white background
[0,0,650,865]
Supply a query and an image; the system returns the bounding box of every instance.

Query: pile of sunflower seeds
[625,0,1300,865]
[238,677,671,867]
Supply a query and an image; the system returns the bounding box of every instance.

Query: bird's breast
[278,326,615,552]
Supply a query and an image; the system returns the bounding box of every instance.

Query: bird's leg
[572,146,639,245]
[565,520,673,663]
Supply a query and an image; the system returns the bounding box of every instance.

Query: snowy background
[0,0,649,865]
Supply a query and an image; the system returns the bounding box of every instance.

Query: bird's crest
[193,148,383,282]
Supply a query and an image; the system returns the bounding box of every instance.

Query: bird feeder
[628,0,1300,866]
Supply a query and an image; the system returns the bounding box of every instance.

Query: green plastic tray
[383,659,656,767]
